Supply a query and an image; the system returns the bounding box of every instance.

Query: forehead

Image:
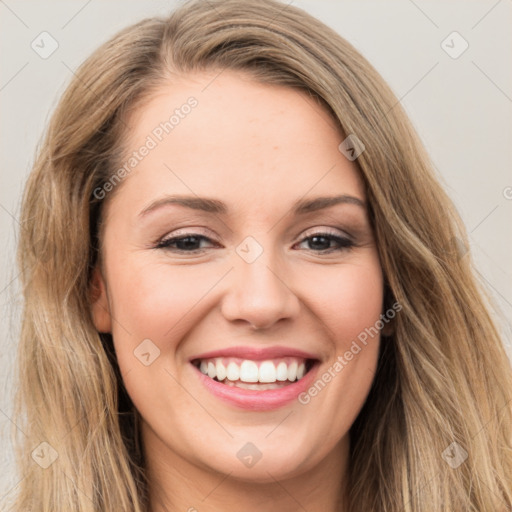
[105,70,365,221]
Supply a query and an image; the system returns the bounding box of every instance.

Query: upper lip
[190,345,320,362]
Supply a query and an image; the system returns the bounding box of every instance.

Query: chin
[192,436,323,483]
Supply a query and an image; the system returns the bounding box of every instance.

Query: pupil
[178,236,200,250]
[310,236,330,250]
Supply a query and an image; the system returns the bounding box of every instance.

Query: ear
[90,266,112,333]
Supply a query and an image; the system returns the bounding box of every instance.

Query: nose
[220,252,300,331]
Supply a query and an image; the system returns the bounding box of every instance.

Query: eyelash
[155,230,355,254]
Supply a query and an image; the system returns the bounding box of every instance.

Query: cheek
[106,260,229,360]
[285,260,383,457]
[305,260,384,347]
[105,260,218,419]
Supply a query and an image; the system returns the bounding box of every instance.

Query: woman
[13,0,512,510]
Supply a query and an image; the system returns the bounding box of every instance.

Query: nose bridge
[221,235,299,329]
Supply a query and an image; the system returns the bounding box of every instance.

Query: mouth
[191,356,316,390]
[189,348,320,410]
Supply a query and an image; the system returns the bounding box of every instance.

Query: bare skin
[91,70,384,512]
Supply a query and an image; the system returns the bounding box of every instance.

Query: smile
[190,347,320,410]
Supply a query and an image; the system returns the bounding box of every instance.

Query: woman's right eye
[156,234,218,253]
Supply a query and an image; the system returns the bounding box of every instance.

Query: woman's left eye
[295,233,354,253]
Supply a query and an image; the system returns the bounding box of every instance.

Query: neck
[144,424,349,512]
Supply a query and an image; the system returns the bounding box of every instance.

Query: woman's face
[92,70,384,483]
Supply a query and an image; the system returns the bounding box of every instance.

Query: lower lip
[193,363,319,411]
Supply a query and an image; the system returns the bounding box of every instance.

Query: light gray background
[1,0,511,505]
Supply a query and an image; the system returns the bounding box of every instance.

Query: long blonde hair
[13,0,512,510]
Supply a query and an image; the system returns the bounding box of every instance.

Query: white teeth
[259,361,277,383]
[276,362,288,381]
[216,360,226,381]
[287,361,298,381]
[207,361,217,379]
[197,357,312,384]
[226,362,240,381]
[239,360,259,382]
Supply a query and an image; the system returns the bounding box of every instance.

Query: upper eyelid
[299,226,351,238]
[159,227,217,241]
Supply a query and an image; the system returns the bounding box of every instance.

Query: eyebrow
[138,193,366,218]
